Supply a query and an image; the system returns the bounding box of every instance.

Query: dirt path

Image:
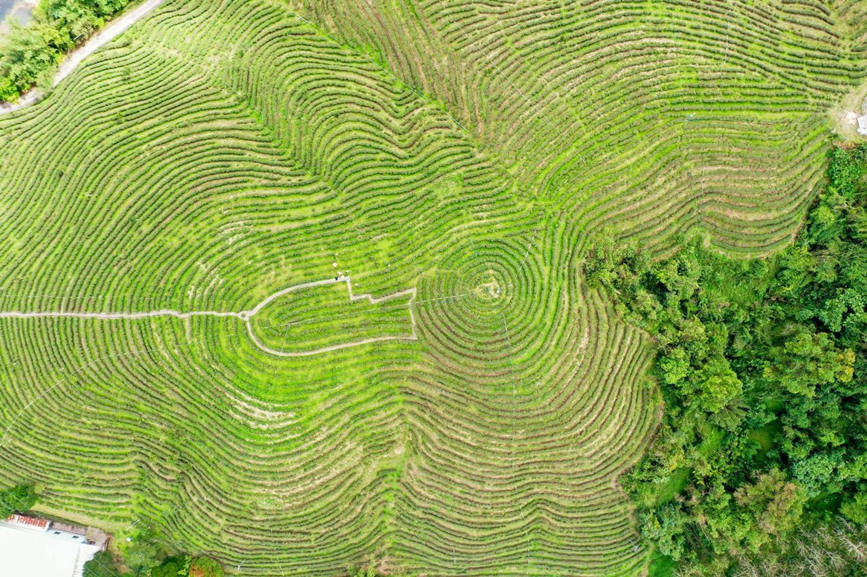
[0,0,165,116]
[0,276,419,356]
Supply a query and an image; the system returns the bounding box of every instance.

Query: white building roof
[0,519,101,577]
[857,115,867,136]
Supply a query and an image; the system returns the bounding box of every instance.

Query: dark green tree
[82,551,122,577]
[587,144,867,576]
[0,484,37,518]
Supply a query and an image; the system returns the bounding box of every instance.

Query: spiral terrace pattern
[296,0,867,255]
[0,0,863,576]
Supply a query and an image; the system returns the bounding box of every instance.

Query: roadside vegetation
[0,0,131,101]
[586,144,867,576]
[83,549,225,577]
[84,543,225,577]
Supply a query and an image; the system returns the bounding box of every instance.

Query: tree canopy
[0,484,37,518]
[587,144,867,575]
[0,0,133,101]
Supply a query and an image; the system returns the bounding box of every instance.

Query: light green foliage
[188,557,223,577]
[0,22,63,98]
[735,469,806,542]
[0,0,131,101]
[0,1,865,576]
[841,491,867,524]
[120,528,166,576]
[658,348,689,386]
[640,504,687,561]
[764,331,854,396]
[695,357,742,414]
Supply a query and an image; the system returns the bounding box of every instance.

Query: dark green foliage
[83,551,122,577]
[150,556,189,577]
[0,484,37,518]
[0,0,131,101]
[124,539,163,575]
[587,144,867,575]
[101,522,222,577]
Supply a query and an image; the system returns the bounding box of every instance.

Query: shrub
[82,551,122,577]
[0,484,37,518]
[189,557,224,577]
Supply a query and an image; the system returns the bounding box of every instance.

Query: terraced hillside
[0,0,863,575]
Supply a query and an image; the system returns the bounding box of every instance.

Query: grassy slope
[0,0,863,575]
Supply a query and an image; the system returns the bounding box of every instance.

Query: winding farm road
[0,0,165,115]
[0,276,419,356]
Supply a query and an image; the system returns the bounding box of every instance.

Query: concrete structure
[857,115,867,136]
[0,515,103,577]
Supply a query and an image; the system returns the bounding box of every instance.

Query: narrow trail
[0,276,419,356]
[0,0,165,116]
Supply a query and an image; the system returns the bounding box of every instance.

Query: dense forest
[586,144,867,576]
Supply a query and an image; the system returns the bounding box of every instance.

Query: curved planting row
[292,0,867,256]
[396,219,656,575]
[0,0,657,575]
[0,0,856,576]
